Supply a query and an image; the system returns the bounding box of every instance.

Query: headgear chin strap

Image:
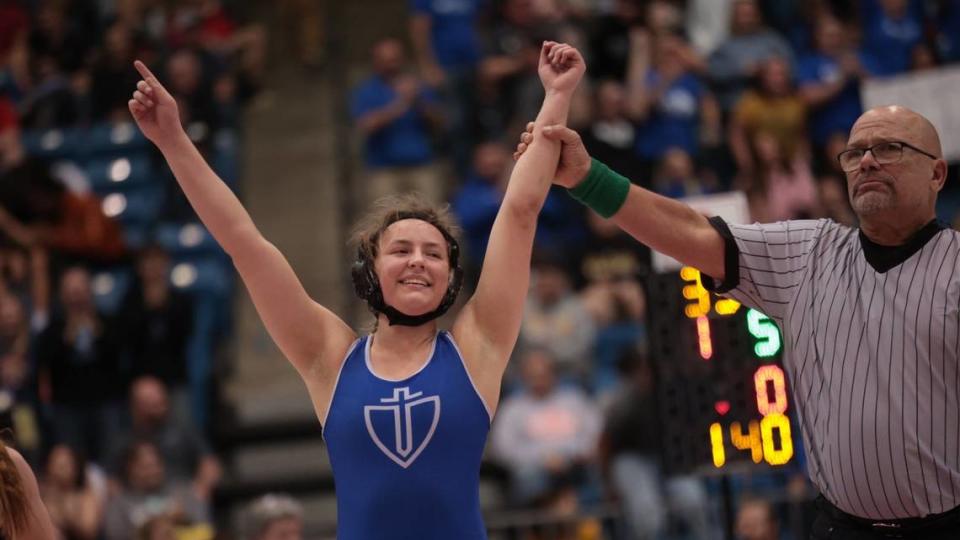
[351,213,464,327]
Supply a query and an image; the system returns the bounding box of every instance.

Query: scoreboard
[646,265,796,474]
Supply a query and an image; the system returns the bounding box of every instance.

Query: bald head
[853,106,942,158]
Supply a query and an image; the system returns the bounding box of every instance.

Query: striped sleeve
[702,218,826,320]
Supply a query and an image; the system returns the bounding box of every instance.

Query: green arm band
[567,158,631,218]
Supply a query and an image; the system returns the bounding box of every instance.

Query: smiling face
[844,107,945,223]
[374,219,451,317]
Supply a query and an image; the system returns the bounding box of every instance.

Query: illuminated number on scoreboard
[729,421,763,463]
[679,267,741,360]
[754,365,788,415]
[710,422,725,467]
[747,309,781,357]
[696,316,713,360]
[680,266,711,318]
[760,413,793,465]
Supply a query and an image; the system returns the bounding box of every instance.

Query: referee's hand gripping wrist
[513,122,592,189]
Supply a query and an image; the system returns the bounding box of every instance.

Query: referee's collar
[859,219,947,273]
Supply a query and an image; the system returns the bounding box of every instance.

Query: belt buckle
[871,521,905,539]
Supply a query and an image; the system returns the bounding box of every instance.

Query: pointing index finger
[134,60,160,86]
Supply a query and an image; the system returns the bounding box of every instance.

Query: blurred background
[1,0,959,538]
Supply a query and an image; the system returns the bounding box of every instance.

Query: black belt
[815,496,960,537]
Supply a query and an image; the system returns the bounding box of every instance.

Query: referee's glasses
[837,141,938,172]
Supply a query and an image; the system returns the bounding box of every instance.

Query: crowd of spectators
[0,0,278,537]
[350,0,960,537]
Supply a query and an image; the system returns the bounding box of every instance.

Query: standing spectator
[103,440,211,540]
[588,0,645,81]
[491,348,602,509]
[862,0,925,75]
[409,0,486,171]
[520,250,596,380]
[707,0,794,111]
[242,494,304,540]
[40,444,105,540]
[408,0,484,89]
[580,80,646,184]
[797,15,881,151]
[35,266,125,462]
[89,20,142,122]
[744,132,819,223]
[629,31,720,168]
[117,244,193,416]
[601,351,712,540]
[351,38,445,203]
[728,57,806,176]
[108,376,221,501]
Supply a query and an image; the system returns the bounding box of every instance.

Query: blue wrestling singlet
[322,331,492,539]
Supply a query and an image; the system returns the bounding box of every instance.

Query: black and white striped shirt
[704,217,960,520]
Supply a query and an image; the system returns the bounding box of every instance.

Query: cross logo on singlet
[364,387,441,468]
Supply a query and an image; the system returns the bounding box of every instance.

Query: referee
[514,105,960,539]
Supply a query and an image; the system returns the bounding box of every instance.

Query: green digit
[747,309,781,357]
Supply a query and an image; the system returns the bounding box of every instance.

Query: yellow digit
[715,298,741,315]
[710,422,726,468]
[680,266,711,318]
[730,421,763,464]
[760,413,794,465]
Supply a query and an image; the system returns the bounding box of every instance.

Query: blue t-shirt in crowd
[634,71,704,160]
[796,51,882,145]
[410,0,485,71]
[861,1,924,74]
[351,76,437,168]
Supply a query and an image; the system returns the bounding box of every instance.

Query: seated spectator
[242,494,304,540]
[797,14,882,151]
[491,348,602,511]
[862,0,924,75]
[351,38,445,203]
[108,376,221,501]
[117,245,194,415]
[651,147,718,198]
[35,267,125,462]
[707,0,794,111]
[935,0,960,63]
[520,250,596,381]
[450,141,511,277]
[729,57,806,176]
[735,497,782,540]
[103,440,211,540]
[629,31,720,166]
[744,133,818,223]
[601,350,712,540]
[40,444,105,540]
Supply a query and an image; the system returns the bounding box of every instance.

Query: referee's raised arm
[513,123,727,279]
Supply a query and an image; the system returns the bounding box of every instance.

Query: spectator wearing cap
[242,494,304,540]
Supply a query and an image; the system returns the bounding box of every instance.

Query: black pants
[811,496,960,539]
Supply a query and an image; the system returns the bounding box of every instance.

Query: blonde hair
[349,193,462,262]
[0,438,28,537]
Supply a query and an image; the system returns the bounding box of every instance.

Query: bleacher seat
[154,222,223,257]
[91,267,133,316]
[86,155,154,193]
[101,184,165,226]
[85,122,150,156]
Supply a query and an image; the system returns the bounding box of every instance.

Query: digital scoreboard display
[646,266,796,474]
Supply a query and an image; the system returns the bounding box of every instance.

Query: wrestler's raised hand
[538,41,586,95]
[128,60,183,147]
